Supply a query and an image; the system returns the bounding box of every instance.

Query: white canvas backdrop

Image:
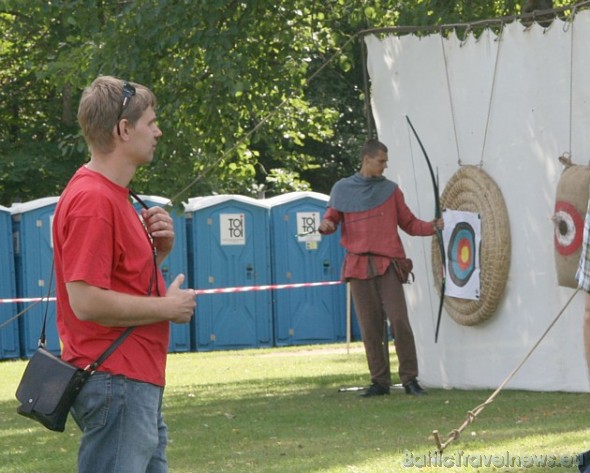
[365,11,590,392]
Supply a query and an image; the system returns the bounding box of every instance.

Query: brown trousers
[350,265,418,386]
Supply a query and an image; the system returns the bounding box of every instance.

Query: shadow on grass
[0,401,80,473]
[162,373,590,473]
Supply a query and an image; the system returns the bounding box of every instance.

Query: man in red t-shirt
[319,138,444,398]
[53,76,196,473]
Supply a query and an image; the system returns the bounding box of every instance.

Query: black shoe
[404,379,427,396]
[578,449,590,473]
[360,383,390,397]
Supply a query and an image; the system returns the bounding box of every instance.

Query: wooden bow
[405,115,446,343]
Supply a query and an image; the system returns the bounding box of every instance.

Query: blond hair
[77,75,157,154]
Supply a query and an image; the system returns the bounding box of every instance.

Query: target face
[447,222,477,287]
[554,200,583,256]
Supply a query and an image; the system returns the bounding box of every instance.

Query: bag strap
[39,261,134,371]
[38,262,55,348]
[129,189,148,210]
[86,327,134,372]
[129,189,161,297]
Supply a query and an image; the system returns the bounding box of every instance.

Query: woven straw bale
[431,165,511,326]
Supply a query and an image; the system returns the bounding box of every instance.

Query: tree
[0,1,84,202]
[0,0,571,206]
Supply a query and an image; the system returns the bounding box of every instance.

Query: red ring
[554,200,584,256]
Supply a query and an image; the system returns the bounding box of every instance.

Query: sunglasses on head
[116,82,136,136]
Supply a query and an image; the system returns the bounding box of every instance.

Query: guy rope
[431,287,580,453]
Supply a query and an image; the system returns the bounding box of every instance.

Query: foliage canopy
[0,0,569,205]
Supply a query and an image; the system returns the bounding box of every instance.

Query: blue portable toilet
[133,195,191,353]
[11,197,60,357]
[185,195,273,351]
[0,205,20,359]
[267,192,350,346]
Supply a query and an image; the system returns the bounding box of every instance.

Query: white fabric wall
[365,12,590,392]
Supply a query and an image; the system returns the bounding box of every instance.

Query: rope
[567,5,577,154]
[431,287,581,454]
[0,282,343,303]
[192,280,342,295]
[478,25,503,168]
[440,33,462,167]
[0,282,343,331]
[438,25,503,168]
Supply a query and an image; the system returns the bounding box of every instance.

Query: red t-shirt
[323,188,435,280]
[53,166,169,386]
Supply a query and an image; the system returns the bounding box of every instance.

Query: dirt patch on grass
[259,344,365,357]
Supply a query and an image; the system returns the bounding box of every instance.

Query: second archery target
[553,154,590,288]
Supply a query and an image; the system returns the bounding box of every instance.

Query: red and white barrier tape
[0,297,56,304]
[0,280,343,304]
[193,280,342,295]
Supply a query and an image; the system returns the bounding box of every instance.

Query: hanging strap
[85,326,134,372]
[129,189,161,297]
[38,262,55,348]
[129,189,149,210]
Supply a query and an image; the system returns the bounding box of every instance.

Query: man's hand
[141,206,175,260]
[319,218,336,234]
[67,275,196,327]
[432,218,445,231]
[165,274,197,324]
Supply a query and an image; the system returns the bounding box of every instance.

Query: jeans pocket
[71,372,111,430]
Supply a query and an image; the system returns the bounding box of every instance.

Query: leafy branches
[0,0,569,205]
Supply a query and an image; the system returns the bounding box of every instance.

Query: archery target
[448,222,477,287]
[431,165,510,326]
[553,200,583,256]
[553,158,590,288]
[442,210,481,300]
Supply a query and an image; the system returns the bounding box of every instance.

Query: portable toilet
[267,192,349,346]
[185,195,273,351]
[0,205,20,359]
[11,197,60,357]
[133,195,191,353]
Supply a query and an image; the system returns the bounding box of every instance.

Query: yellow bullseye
[460,246,470,264]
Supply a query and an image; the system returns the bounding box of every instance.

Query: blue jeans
[71,372,168,473]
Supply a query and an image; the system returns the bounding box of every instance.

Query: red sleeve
[320,207,342,234]
[62,214,115,289]
[62,194,115,289]
[394,188,435,237]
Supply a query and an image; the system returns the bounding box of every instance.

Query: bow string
[405,115,446,343]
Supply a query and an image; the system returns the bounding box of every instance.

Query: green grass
[1,343,589,472]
